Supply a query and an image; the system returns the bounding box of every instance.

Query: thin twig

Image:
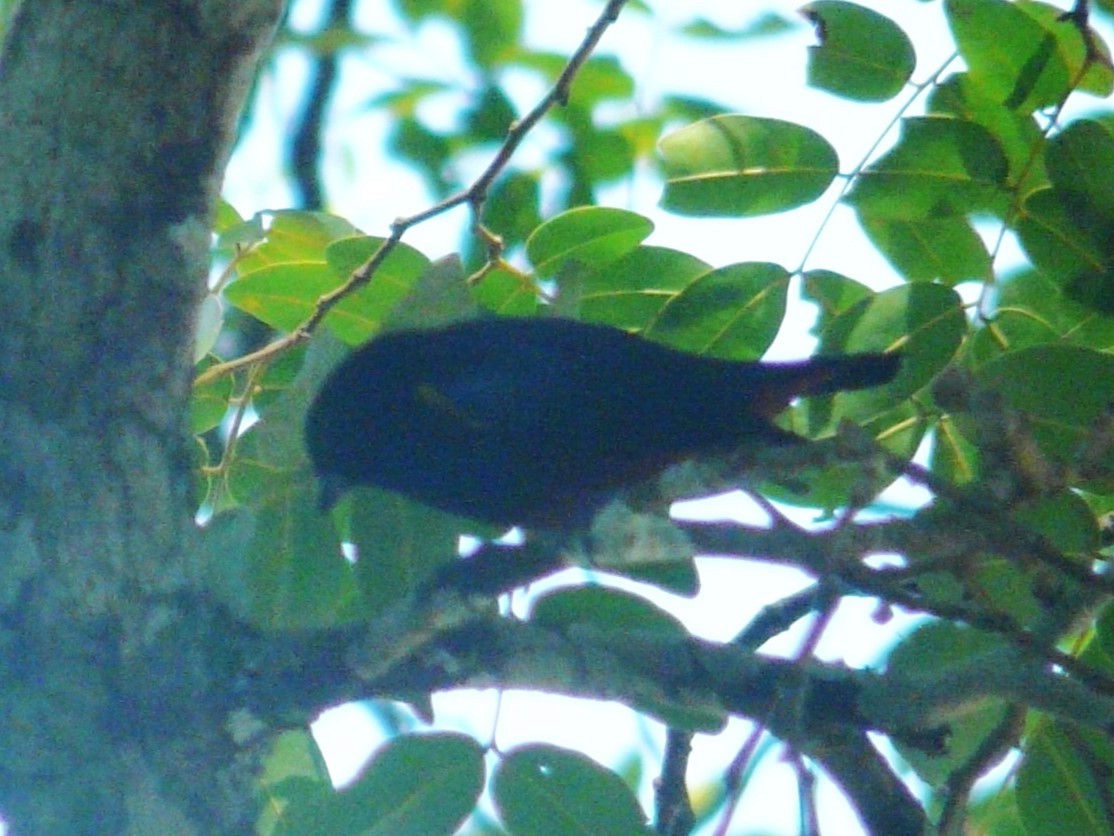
[936,705,1026,836]
[655,729,695,836]
[195,0,631,389]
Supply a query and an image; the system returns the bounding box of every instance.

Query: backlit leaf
[802,1,916,101]
[660,116,838,217]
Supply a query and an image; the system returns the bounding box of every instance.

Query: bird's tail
[741,353,901,418]
[785,353,900,395]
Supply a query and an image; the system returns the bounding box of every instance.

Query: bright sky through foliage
[222,1,1097,832]
[225,3,932,832]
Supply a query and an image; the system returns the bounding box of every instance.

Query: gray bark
[0,2,284,831]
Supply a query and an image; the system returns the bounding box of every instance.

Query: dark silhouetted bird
[305,317,900,528]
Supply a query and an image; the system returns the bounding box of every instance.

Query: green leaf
[347,487,469,616]
[1016,720,1114,836]
[193,293,224,363]
[532,587,722,729]
[560,113,637,186]
[620,114,670,160]
[1013,491,1100,555]
[225,262,336,333]
[256,730,333,835]
[532,586,687,637]
[204,495,362,631]
[481,170,542,253]
[659,115,838,217]
[885,622,1010,787]
[976,345,1114,469]
[527,207,654,278]
[928,72,1049,198]
[944,0,1114,106]
[972,268,1114,359]
[251,345,312,416]
[1019,0,1114,99]
[945,0,1095,112]
[970,558,1047,628]
[191,356,233,435]
[816,283,966,401]
[388,117,454,196]
[966,786,1025,836]
[213,197,247,236]
[365,79,451,118]
[769,394,924,512]
[931,413,981,486]
[1027,120,1114,310]
[662,94,736,124]
[236,211,360,272]
[225,236,429,344]
[513,53,636,109]
[493,744,648,836]
[393,0,446,23]
[281,27,380,56]
[578,250,789,360]
[386,255,482,331]
[1045,118,1114,218]
[801,270,875,319]
[801,1,916,101]
[466,83,517,142]
[1092,599,1114,674]
[858,214,991,283]
[260,729,332,787]
[221,335,342,509]
[579,246,713,330]
[769,282,939,509]
[642,261,790,360]
[1016,187,1114,314]
[460,0,522,68]
[615,561,700,600]
[324,236,431,343]
[214,212,268,256]
[969,273,1068,361]
[681,13,794,41]
[563,54,635,109]
[471,265,544,317]
[274,733,485,836]
[846,116,1009,219]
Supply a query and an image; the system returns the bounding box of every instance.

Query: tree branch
[194,0,633,388]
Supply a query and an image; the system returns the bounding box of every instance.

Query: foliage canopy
[188,0,1114,833]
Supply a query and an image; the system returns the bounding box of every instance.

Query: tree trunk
[0,2,284,831]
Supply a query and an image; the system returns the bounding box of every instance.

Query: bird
[304,316,901,529]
